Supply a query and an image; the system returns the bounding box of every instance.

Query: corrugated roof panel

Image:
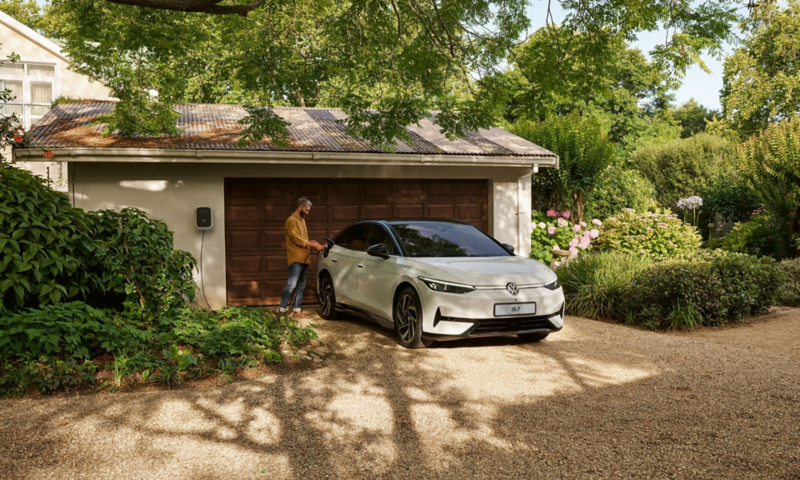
[27,101,557,158]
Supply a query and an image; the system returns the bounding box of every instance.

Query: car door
[327,223,368,305]
[355,224,403,319]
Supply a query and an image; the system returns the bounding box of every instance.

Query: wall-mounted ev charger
[196,206,213,230]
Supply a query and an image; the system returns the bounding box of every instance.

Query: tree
[510,114,616,224]
[45,0,745,147]
[739,118,800,256]
[672,99,721,138]
[495,28,678,151]
[722,0,800,139]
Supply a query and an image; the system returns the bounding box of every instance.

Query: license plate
[494,303,536,317]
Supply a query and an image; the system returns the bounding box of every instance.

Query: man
[279,197,325,317]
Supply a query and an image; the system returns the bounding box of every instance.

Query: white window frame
[0,59,60,129]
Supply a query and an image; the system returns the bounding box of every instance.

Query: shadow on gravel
[1,313,799,479]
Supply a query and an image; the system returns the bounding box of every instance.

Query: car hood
[408,256,556,286]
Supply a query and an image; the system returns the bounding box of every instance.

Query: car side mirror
[367,243,390,259]
[502,243,515,254]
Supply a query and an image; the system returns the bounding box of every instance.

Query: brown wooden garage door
[224,178,488,306]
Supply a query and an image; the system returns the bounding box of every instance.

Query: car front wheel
[317,273,341,320]
[394,287,433,349]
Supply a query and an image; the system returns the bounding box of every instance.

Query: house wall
[68,162,534,309]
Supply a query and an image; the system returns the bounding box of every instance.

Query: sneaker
[291,310,311,320]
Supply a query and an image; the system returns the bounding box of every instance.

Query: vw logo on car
[317,220,565,348]
[506,282,518,296]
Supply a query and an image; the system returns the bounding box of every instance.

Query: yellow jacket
[285,215,311,265]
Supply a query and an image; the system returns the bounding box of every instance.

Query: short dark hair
[295,197,312,209]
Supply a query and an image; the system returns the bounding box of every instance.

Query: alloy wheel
[320,278,333,317]
[396,294,417,342]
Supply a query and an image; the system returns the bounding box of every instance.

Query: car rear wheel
[317,273,341,320]
[517,332,549,342]
[394,287,433,349]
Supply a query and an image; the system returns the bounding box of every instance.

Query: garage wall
[68,162,533,309]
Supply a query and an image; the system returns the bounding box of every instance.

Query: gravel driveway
[1,310,799,479]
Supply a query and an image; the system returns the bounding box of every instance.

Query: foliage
[704,172,761,223]
[0,302,146,360]
[0,167,100,311]
[722,0,800,139]
[621,251,782,329]
[716,213,789,259]
[738,118,800,256]
[0,304,318,395]
[777,258,800,306]
[43,0,744,145]
[497,29,678,148]
[91,208,196,322]
[584,166,658,220]
[594,209,701,258]
[529,211,601,265]
[671,99,721,138]
[630,133,737,209]
[512,114,616,223]
[0,0,56,34]
[556,252,652,319]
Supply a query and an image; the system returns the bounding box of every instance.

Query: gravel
[1,309,799,479]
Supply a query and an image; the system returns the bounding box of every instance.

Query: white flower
[538,222,546,229]
[592,219,602,226]
[531,222,537,230]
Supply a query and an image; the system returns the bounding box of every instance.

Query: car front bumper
[417,283,566,339]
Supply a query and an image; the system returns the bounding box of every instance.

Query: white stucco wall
[67,162,534,309]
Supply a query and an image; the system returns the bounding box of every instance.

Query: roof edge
[0,11,70,63]
[13,147,559,167]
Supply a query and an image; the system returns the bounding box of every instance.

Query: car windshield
[390,222,511,258]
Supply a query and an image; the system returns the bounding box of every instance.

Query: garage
[24,101,558,309]
[224,178,488,305]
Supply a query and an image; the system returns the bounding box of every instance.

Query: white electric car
[316,220,565,348]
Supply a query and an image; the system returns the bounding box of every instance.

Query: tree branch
[105,0,265,16]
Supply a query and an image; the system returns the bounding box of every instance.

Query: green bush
[630,133,737,210]
[91,208,196,321]
[778,258,800,306]
[703,173,761,223]
[621,252,782,329]
[0,166,196,318]
[594,209,701,258]
[0,167,100,311]
[556,252,652,319]
[584,167,658,220]
[716,213,789,259]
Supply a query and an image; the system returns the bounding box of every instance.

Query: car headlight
[544,278,560,290]
[418,277,475,294]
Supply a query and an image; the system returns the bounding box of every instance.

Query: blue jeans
[279,262,309,309]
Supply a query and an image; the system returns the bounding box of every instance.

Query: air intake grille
[470,316,554,335]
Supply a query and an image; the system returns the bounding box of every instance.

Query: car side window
[334,224,369,251]
[366,224,399,255]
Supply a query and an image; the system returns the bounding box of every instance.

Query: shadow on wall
[2,315,798,478]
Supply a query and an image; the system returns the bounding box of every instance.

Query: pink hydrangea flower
[531,222,538,230]
[568,247,578,259]
[547,226,556,235]
[579,238,590,250]
[589,229,600,239]
[557,217,568,227]
[569,237,579,248]
[546,209,558,217]
[554,261,562,268]
[561,210,571,219]
[573,224,581,233]
[592,219,602,226]
[580,221,587,228]
[583,230,592,239]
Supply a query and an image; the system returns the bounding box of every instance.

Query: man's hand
[308,240,325,252]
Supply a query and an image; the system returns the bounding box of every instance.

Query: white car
[316,220,565,348]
